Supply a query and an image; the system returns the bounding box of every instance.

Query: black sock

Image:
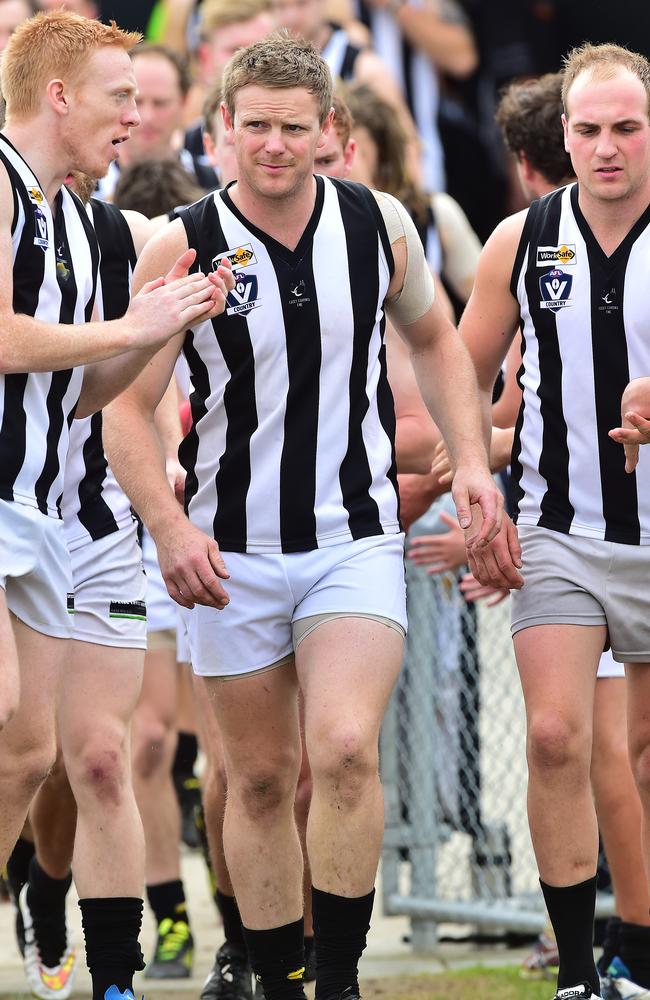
[79,897,145,1000]
[312,886,374,1000]
[215,890,246,953]
[26,857,71,968]
[6,837,35,902]
[597,916,621,975]
[173,732,198,779]
[243,918,306,1000]
[304,935,314,961]
[540,876,599,994]
[146,880,189,928]
[620,922,650,987]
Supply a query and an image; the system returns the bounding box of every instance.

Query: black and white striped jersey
[321,24,362,82]
[0,134,99,519]
[353,0,444,192]
[510,183,650,545]
[62,199,136,549]
[177,175,400,554]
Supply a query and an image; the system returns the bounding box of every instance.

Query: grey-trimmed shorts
[511,525,650,663]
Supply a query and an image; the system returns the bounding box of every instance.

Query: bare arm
[77,218,233,417]
[387,324,441,473]
[103,223,230,611]
[384,213,500,545]
[0,168,225,380]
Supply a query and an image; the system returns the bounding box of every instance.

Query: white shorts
[141,527,179,634]
[0,499,72,638]
[597,648,625,679]
[187,533,407,678]
[70,519,147,649]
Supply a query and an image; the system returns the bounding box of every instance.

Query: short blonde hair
[562,42,650,118]
[222,33,332,125]
[201,0,271,40]
[1,10,140,120]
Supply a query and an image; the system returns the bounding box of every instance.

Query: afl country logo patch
[540,268,573,312]
[226,273,260,316]
[33,205,49,250]
[536,244,577,266]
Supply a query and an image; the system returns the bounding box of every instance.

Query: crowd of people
[1,4,650,1000]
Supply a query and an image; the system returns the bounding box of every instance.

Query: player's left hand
[609,411,650,473]
[466,510,523,590]
[407,512,466,573]
[451,465,503,548]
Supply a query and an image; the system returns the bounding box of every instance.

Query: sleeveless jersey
[0,134,98,518]
[62,199,137,549]
[178,175,399,553]
[510,182,650,545]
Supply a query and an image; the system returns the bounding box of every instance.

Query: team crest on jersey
[212,243,257,272]
[288,279,311,308]
[33,205,49,250]
[226,272,260,316]
[540,268,573,312]
[536,244,576,266]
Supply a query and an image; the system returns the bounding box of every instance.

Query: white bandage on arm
[373,190,436,326]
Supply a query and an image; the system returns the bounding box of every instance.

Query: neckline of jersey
[218,174,326,267]
[570,181,650,269]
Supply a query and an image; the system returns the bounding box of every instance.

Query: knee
[630,737,650,798]
[70,734,130,808]
[527,713,589,773]
[132,713,174,780]
[231,751,300,822]
[0,738,57,798]
[310,729,378,808]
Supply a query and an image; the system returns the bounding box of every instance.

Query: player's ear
[316,107,334,149]
[221,101,234,136]
[561,112,570,153]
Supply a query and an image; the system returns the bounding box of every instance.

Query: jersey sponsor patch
[67,593,75,615]
[226,272,261,316]
[33,205,49,250]
[109,599,147,621]
[539,268,573,311]
[536,244,576,266]
[212,243,257,272]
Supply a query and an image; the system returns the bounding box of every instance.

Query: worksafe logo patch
[212,243,257,272]
[536,244,576,266]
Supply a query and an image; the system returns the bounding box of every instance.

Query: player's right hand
[153,516,230,611]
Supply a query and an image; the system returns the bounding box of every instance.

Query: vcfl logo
[539,268,573,312]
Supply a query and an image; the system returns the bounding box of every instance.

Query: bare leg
[132,645,181,887]
[58,641,144,896]
[0,590,20,731]
[624,661,650,894]
[592,677,650,924]
[297,618,403,897]
[205,661,303,929]
[31,752,77,878]
[0,614,63,868]
[514,624,604,884]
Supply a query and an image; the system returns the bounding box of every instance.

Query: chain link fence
[380,496,612,951]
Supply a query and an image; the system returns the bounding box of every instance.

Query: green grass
[361,965,556,1000]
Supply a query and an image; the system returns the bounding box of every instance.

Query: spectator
[113,158,204,217]
[0,0,32,53]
